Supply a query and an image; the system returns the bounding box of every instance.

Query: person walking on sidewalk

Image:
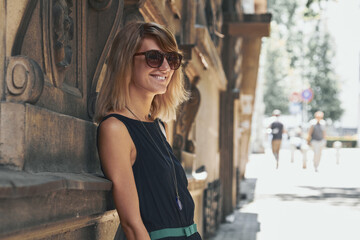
[307,111,326,172]
[269,109,285,169]
[95,22,201,239]
[289,125,303,163]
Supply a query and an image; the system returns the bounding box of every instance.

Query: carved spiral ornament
[6,56,44,104]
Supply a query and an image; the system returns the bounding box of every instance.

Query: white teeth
[153,75,166,80]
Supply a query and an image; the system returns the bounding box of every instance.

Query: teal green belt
[149,223,197,240]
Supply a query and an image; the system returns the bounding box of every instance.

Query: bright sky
[325,0,360,128]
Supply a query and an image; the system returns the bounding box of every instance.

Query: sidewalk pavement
[208,178,259,240]
[208,148,360,240]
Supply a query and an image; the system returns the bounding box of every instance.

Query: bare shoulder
[99,117,127,135]
[97,116,135,180]
[98,117,133,148]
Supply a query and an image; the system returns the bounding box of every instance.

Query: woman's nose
[159,57,171,71]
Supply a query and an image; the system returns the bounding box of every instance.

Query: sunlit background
[239,1,360,239]
[326,0,360,130]
[252,0,360,151]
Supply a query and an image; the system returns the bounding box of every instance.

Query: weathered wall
[1,1,124,239]
[238,37,263,178]
[197,75,221,182]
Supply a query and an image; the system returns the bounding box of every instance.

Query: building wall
[196,72,221,182]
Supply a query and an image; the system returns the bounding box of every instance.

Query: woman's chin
[152,86,168,95]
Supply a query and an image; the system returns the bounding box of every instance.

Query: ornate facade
[0,0,270,239]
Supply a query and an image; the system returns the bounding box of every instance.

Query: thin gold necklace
[125,106,183,211]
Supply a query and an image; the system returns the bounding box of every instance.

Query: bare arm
[307,125,313,145]
[98,118,150,240]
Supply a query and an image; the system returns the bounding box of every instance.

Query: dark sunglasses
[134,50,182,70]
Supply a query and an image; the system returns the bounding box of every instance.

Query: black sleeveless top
[98,114,202,240]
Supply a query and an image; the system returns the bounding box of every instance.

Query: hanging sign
[289,92,302,102]
[301,88,313,102]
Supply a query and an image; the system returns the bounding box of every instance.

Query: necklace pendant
[176,196,183,211]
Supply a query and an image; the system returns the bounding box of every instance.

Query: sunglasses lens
[142,50,182,70]
[146,50,163,68]
[166,52,182,70]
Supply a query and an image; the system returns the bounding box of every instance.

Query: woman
[95,22,202,240]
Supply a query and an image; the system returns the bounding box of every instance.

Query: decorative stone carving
[123,2,145,25]
[173,75,201,161]
[88,1,124,119]
[6,56,44,103]
[167,0,181,19]
[240,94,253,115]
[87,1,139,119]
[203,179,222,238]
[194,47,209,70]
[179,44,195,61]
[205,0,214,34]
[53,0,74,70]
[89,0,112,11]
[87,92,98,119]
[205,0,224,48]
[181,151,195,174]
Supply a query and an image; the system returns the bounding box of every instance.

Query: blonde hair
[94,22,188,123]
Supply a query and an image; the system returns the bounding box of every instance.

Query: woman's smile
[150,74,167,81]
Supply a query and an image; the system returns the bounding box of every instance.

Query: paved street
[209,147,360,240]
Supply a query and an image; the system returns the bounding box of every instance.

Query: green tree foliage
[304,24,343,120]
[263,37,289,116]
[263,0,343,121]
[263,0,302,115]
[304,0,331,18]
[268,0,302,68]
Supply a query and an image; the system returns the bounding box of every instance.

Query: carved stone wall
[0,0,124,238]
[1,0,124,171]
[173,75,201,162]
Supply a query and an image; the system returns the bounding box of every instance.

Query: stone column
[238,37,263,178]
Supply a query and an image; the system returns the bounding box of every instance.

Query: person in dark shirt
[269,109,284,169]
[95,22,201,240]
